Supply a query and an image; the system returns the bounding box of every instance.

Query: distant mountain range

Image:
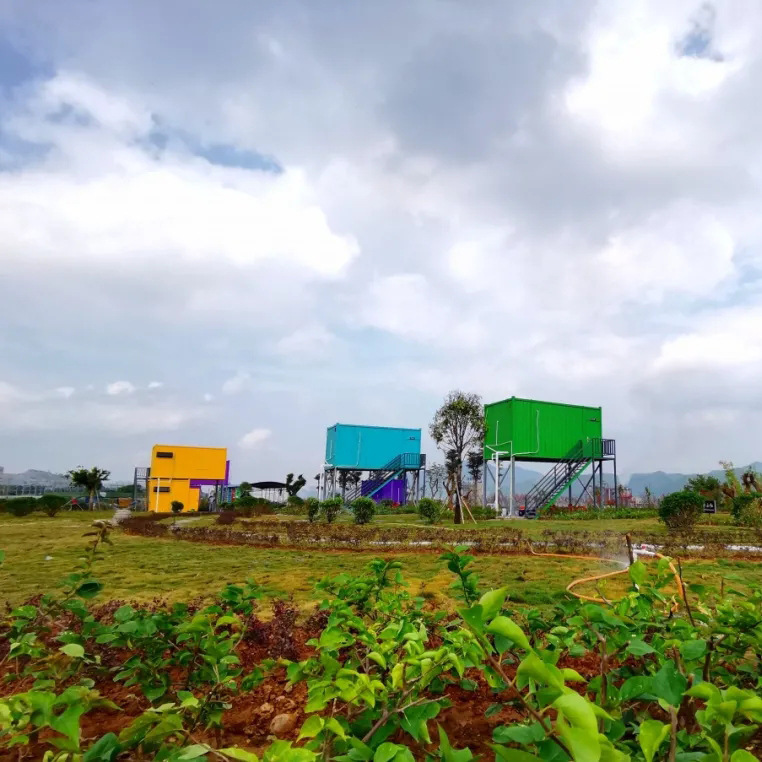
[626,462,762,497]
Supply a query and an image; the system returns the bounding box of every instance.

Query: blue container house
[325,424,421,470]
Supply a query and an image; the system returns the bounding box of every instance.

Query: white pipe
[494,453,500,515]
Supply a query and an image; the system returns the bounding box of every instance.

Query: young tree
[285,473,307,497]
[466,451,484,501]
[238,481,254,497]
[337,470,362,495]
[426,464,446,499]
[67,466,111,510]
[430,391,485,524]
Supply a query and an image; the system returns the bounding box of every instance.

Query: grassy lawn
[1,511,758,611]
[189,510,735,539]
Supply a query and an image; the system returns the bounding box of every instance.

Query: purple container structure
[363,478,406,504]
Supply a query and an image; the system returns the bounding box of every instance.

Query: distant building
[147,445,229,512]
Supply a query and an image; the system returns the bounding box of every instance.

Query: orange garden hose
[527,543,685,609]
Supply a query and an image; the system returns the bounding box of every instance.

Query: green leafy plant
[306,497,320,523]
[285,473,307,497]
[659,489,704,531]
[429,391,485,524]
[350,497,376,525]
[417,498,446,525]
[3,497,38,517]
[38,494,68,518]
[66,466,110,510]
[320,497,342,524]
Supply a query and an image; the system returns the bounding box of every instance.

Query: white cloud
[148,381,164,389]
[54,387,76,399]
[0,73,359,285]
[239,427,272,449]
[106,381,136,396]
[221,372,252,395]
[653,306,762,372]
[2,1,762,479]
[274,325,336,360]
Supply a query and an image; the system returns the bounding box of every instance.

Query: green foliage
[439,546,480,606]
[469,505,497,521]
[732,492,762,526]
[417,497,446,524]
[3,497,38,517]
[170,500,184,514]
[430,390,486,525]
[319,497,342,524]
[305,497,320,523]
[540,505,659,521]
[38,494,69,517]
[659,489,704,531]
[9,515,762,761]
[350,497,376,525]
[285,473,307,497]
[66,466,110,510]
[685,473,722,499]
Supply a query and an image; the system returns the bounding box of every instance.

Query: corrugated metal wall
[324,424,421,470]
[484,397,602,462]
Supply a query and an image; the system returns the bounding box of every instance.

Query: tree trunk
[453,473,464,524]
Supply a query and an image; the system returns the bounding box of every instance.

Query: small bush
[659,490,703,531]
[287,495,304,507]
[320,497,343,524]
[351,497,376,525]
[38,493,68,517]
[470,504,497,521]
[4,497,38,517]
[306,497,320,523]
[732,493,762,527]
[215,510,237,526]
[418,497,446,525]
[171,500,184,514]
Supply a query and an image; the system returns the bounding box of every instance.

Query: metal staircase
[344,453,423,502]
[523,440,597,518]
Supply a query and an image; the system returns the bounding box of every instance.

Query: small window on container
[153,486,170,493]
[156,451,174,458]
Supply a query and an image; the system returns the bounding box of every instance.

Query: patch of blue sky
[139,122,281,173]
[0,129,50,170]
[0,35,51,90]
[194,142,282,173]
[677,4,724,61]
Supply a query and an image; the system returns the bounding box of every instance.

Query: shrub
[732,493,762,527]
[351,497,375,525]
[320,497,343,524]
[306,497,320,523]
[418,497,446,525]
[287,495,304,506]
[170,500,184,515]
[38,494,68,517]
[470,504,497,521]
[4,497,38,517]
[215,510,237,526]
[659,490,703,531]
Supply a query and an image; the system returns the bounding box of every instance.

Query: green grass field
[0,511,758,611]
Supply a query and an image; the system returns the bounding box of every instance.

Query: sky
[1,0,762,483]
